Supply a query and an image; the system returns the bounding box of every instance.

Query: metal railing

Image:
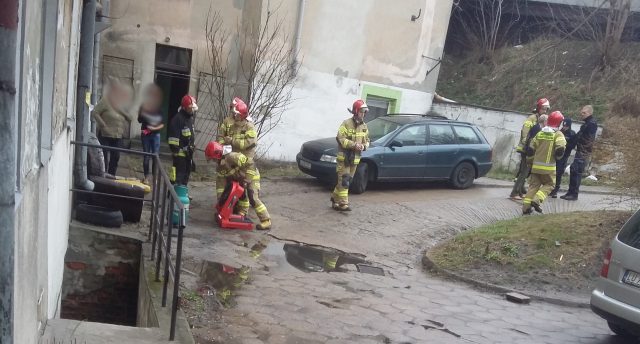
[70,141,186,341]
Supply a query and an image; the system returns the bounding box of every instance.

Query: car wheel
[608,321,636,338]
[350,163,369,195]
[75,204,123,228]
[450,162,475,189]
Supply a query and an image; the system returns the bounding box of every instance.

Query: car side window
[453,126,482,144]
[618,211,640,249]
[393,125,427,146]
[428,124,456,145]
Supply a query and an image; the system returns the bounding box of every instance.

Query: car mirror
[388,140,403,149]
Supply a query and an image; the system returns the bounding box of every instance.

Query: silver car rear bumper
[591,288,640,332]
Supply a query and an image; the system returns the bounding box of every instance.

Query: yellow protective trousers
[523,173,555,212]
[332,161,358,206]
[236,169,270,222]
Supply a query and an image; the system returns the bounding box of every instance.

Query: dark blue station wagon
[296,114,493,194]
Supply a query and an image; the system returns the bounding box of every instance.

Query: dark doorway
[154,44,192,139]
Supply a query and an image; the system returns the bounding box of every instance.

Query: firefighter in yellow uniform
[331,100,370,211]
[206,141,271,230]
[215,97,257,201]
[511,98,550,200]
[523,111,567,215]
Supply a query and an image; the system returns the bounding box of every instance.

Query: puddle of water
[254,241,384,276]
[198,261,249,306]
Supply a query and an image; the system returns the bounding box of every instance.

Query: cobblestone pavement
[182,178,637,344]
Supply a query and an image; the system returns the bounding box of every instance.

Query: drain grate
[356,264,385,276]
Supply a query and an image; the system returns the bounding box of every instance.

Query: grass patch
[429,210,632,293]
[486,166,516,181]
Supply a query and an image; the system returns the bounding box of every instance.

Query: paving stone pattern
[184,179,638,344]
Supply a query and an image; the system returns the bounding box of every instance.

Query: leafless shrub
[203,7,299,142]
[450,0,523,62]
[602,116,640,195]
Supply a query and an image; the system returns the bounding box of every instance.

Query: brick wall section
[61,224,142,326]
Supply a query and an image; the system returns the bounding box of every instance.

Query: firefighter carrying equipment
[168,108,195,185]
[217,151,271,230]
[216,181,254,230]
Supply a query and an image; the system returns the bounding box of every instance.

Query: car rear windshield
[619,210,640,249]
[367,118,403,142]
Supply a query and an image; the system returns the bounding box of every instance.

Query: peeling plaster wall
[102,0,453,160]
[11,0,80,342]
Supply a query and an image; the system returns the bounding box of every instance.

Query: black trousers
[172,156,191,186]
[98,135,123,176]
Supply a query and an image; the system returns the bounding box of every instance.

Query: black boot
[549,189,558,198]
[561,194,578,201]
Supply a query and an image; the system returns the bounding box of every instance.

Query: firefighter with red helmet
[206,141,271,230]
[510,98,551,200]
[522,111,567,215]
[168,95,197,186]
[331,100,370,211]
[215,97,258,199]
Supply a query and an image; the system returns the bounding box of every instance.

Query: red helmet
[181,95,198,111]
[205,141,224,160]
[548,111,564,128]
[351,99,369,115]
[231,97,249,119]
[536,98,550,113]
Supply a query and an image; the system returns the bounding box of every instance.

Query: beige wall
[102,0,454,159]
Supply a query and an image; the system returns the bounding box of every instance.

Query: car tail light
[600,248,612,278]
[489,149,493,161]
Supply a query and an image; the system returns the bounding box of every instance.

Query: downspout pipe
[91,0,109,133]
[0,1,19,341]
[292,0,305,73]
[74,0,97,190]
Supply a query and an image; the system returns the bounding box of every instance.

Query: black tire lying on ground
[75,204,123,228]
[89,176,145,223]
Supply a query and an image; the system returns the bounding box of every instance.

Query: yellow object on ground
[114,179,151,194]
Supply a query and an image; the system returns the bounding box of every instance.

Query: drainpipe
[292,0,306,73]
[91,0,110,134]
[0,1,19,341]
[74,0,97,190]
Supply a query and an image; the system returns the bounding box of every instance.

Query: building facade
[1,0,84,343]
[100,0,454,160]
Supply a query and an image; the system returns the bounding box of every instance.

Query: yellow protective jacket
[530,128,567,175]
[217,117,257,158]
[517,113,538,153]
[336,118,370,166]
[217,152,258,185]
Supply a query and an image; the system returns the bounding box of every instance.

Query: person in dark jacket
[168,95,197,186]
[550,118,577,198]
[561,105,598,201]
[138,84,164,185]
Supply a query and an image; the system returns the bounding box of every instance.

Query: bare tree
[202,7,299,146]
[450,0,523,61]
[546,0,631,69]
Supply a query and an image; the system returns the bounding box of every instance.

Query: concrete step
[42,319,172,344]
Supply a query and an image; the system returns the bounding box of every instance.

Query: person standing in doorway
[561,105,598,201]
[138,84,164,185]
[510,98,550,201]
[93,81,133,176]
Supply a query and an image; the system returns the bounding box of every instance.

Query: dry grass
[429,211,632,291]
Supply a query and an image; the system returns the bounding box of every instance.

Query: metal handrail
[70,141,186,341]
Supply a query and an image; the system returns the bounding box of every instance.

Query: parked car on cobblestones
[296,114,493,194]
[591,209,640,339]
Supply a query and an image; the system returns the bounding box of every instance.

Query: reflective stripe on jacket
[530,128,566,175]
[517,113,538,152]
[167,109,195,157]
[336,118,370,165]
